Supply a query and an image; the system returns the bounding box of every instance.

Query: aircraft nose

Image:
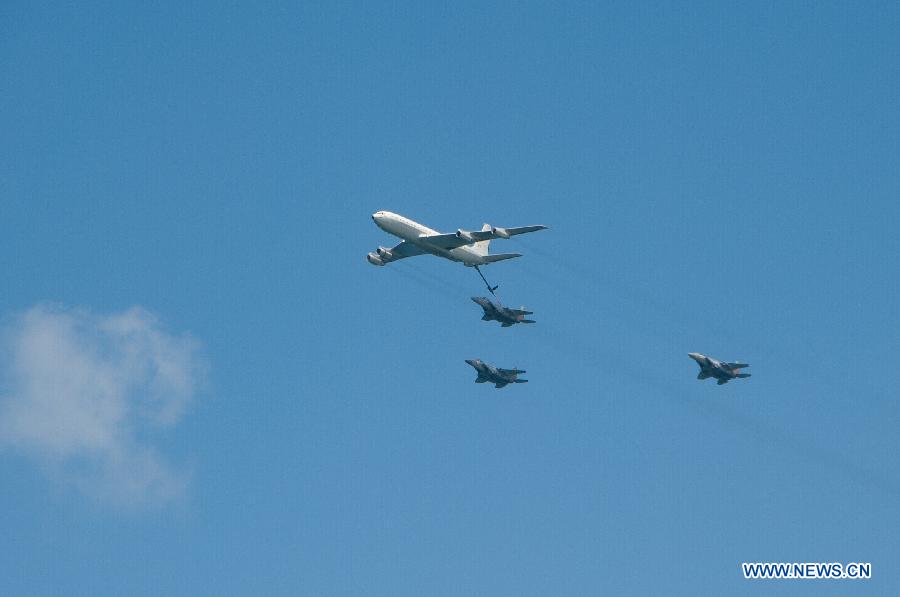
[465,359,477,367]
[688,352,702,361]
[372,211,388,227]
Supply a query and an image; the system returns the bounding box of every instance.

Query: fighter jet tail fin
[480,253,522,264]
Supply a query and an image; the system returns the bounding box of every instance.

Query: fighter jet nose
[465,359,477,366]
[688,352,701,360]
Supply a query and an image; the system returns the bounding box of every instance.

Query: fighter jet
[471,297,535,327]
[465,359,528,389]
[688,353,751,385]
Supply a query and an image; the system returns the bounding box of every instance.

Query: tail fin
[480,253,522,264]
[472,224,492,256]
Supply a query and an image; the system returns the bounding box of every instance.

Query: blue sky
[1,1,898,595]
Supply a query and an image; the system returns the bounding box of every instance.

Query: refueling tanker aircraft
[367,211,547,295]
[688,353,751,385]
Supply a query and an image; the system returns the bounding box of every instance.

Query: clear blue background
[2,1,898,595]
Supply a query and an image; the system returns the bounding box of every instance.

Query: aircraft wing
[384,241,428,261]
[421,224,547,249]
[725,362,749,369]
[418,233,479,250]
[490,225,547,238]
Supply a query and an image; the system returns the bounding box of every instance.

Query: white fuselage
[372,210,483,265]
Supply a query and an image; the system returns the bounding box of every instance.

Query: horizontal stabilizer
[480,253,521,264]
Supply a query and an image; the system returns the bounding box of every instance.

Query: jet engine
[366,252,384,266]
[376,246,394,261]
[456,229,475,243]
[491,226,510,239]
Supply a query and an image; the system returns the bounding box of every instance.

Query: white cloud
[0,304,206,508]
